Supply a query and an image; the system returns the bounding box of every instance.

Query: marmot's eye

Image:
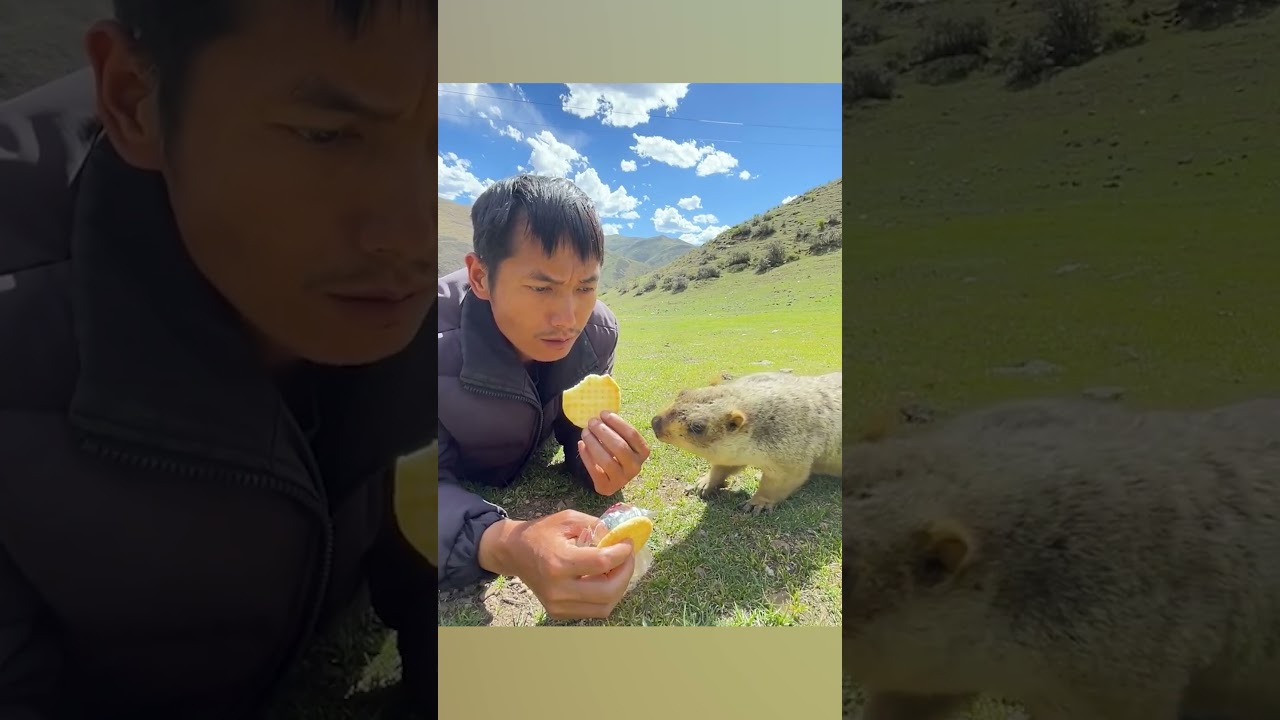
[689,422,705,434]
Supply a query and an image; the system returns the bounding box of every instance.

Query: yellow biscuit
[597,515,653,550]
[562,373,622,428]
[393,441,438,567]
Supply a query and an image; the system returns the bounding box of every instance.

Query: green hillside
[846,0,1280,718]
[604,233,694,266]
[603,176,842,300]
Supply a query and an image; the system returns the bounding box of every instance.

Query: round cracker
[597,515,653,550]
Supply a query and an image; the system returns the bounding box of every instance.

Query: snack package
[574,502,655,592]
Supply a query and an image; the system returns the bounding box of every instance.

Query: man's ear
[464,253,492,300]
[910,519,976,589]
[84,20,165,171]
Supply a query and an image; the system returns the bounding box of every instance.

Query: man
[437,174,653,619]
[0,1,437,718]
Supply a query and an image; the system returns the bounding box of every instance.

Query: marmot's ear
[910,519,976,589]
[726,409,747,432]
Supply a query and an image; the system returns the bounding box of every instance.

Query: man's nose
[359,166,433,260]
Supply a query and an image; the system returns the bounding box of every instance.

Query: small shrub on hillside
[846,65,896,103]
[1006,35,1054,87]
[1043,0,1103,63]
[751,222,776,239]
[695,266,721,280]
[666,274,689,293]
[1005,0,1104,89]
[826,213,841,226]
[1176,0,1280,29]
[642,277,658,293]
[808,228,843,255]
[915,16,990,63]
[728,251,751,265]
[918,54,986,85]
[847,20,885,47]
[755,242,788,274]
[698,253,713,265]
[1103,25,1146,51]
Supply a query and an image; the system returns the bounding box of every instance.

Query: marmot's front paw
[739,496,776,515]
[687,473,721,499]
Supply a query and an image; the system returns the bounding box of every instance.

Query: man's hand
[479,510,636,620]
[577,411,651,496]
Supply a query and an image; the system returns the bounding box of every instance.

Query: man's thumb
[598,539,634,569]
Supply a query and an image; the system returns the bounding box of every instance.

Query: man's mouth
[326,286,427,324]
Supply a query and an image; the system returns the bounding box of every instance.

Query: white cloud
[739,170,756,181]
[629,134,742,177]
[620,159,637,172]
[438,152,493,202]
[692,213,718,224]
[560,83,691,128]
[677,195,702,211]
[602,223,623,235]
[439,83,544,141]
[651,205,729,246]
[782,195,797,204]
[525,130,586,178]
[572,167,641,220]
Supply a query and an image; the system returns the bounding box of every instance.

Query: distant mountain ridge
[436,198,696,287]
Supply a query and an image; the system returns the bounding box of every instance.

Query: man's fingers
[587,417,639,474]
[543,601,614,621]
[582,431,627,492]
[578,440,615,495]
[556,538,633,578]
[599,411,651,457]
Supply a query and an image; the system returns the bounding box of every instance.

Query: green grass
[846,2,1280,717]
[437,236,842,627]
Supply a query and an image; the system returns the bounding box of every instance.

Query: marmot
[843,396,1280,720]
[650,370,842,514]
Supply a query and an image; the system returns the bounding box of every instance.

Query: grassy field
[437,215,843,627]
[846,0,1280,717]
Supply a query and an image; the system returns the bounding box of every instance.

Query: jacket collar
[457,283,597,403]
[65,138,435,483]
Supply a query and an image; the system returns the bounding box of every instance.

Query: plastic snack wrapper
[574,502,655,592]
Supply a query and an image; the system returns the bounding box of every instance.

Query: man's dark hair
[110,0,436,135]
[470,174,606,282]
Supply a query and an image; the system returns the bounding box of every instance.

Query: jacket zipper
[460,382,544,484]
[79,436,335,710]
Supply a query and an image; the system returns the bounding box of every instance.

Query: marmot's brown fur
[843,396,1280,720]
[650,370,841,514]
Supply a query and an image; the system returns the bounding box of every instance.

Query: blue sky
[438,83,841,246]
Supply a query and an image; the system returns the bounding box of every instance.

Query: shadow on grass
[267,594,426,720]
[439,440,842,627]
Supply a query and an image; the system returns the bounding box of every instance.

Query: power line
[438,112,841,149]
[438,87,840,133]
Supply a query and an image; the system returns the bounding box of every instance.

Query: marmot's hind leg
[741,463,812,514]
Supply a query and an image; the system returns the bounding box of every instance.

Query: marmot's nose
[651,415,664,434]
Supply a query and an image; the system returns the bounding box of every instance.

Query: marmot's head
[650,381,750,456]
[843,437,995,683]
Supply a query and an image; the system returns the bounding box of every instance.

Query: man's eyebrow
[288,78,400,120]
[528,271,599,284]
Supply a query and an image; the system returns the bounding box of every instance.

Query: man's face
[470,226,601,364]
[146,2,436,366]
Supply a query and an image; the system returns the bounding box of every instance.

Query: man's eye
[529,286,550,293]
[291,127,353,144]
